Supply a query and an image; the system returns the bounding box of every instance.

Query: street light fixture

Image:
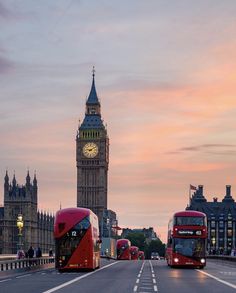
[16,214,24,251]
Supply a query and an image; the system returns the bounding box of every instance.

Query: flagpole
[189,185,191,206]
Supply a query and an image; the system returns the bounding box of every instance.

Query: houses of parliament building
[0,171,54,254]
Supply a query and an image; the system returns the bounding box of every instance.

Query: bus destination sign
[177,230,202,236]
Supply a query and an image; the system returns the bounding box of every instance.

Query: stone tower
[3,171,38,253]
[76,69,109,228]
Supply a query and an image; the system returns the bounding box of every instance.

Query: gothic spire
[12,172,16,186]
[4,170,9,182]
[4,170,9,190]
[26,169,31,184]
[86,66,100,105]
[33,171,37,186]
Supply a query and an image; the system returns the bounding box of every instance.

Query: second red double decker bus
[130,246,139,260]
[166,210,207,268]
[117,239,131,260]
[54,207,100,271]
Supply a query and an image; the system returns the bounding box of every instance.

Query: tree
[125,232,166,258]
[126,232,146,251]
[146,239,166,258]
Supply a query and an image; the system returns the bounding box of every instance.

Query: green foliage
[145,239,166,258]
[126,232,166,258]
[126,232,146,251]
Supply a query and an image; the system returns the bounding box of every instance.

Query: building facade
[187,185,236,254]
[0,171,54,254]
[76,70,113,234]
[102,209,117,238]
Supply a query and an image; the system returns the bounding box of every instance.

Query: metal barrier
[0,257,55,272]
[207,255,236,263]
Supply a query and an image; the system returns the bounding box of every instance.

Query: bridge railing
[207,255,236,262]
[0,257,55,272]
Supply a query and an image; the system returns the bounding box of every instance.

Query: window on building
[227,230,233,237]
[211,230,216,237]
[228,221,232,228]
[219,221,224,228]
[211,221,215,228]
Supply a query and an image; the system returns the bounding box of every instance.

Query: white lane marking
[133,285,138,292]
[196,269,236,290]
[136,278,140,284]
[42,261,119,293]
[149,259,158,292]
[149,260,154,272]
[138,274,141,277]
[220,271,236,275]
[16,274,32,279]
[0,278,12,283]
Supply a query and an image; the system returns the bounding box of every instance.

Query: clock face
[83,142,98,158]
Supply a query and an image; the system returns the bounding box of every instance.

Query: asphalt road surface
[0,259,236,293]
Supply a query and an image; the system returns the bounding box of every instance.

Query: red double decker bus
[54,207,100,271]
[166,210,207,268]
[138,251,145,260]
[117,239,131,260]
[130,246,139,260]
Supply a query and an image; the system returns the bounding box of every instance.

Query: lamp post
[16,214,24,252]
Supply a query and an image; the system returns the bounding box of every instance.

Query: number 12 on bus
[166,211,207,268]
[54,207,100,271]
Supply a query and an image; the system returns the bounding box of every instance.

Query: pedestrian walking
[36,247,42,258]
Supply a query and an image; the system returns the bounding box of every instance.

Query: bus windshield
[174,238,205,258]
[56,216,90,265]
[175,216,205,226]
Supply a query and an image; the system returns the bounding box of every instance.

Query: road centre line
[196,269,236,290]
[149,260,154,273]
[42,261,119,293]
[149,260,158,292]
[0,278,12,283]
[134,261,146,292]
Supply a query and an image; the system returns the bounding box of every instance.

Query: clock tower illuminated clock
[76,68,109,227]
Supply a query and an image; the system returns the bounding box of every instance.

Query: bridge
[0,257,236,293]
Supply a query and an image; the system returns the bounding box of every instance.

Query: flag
[190,184,197,190]
[112,225,122,230]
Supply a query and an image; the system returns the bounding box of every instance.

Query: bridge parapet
[0,256,54,272]
[207,255,236,262]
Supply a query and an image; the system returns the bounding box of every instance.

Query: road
[0,259,236,293]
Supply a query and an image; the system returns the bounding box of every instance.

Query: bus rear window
[175,216,205,226]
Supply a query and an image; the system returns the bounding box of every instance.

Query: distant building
[102,209,117,238]
[0,171,54,254]
[186,185,236,254]
[122,227,158,243]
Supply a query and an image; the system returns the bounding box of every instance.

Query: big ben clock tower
[76,69,109,227]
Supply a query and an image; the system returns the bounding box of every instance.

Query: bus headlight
[174,258,179,263]
[200,258,205,264]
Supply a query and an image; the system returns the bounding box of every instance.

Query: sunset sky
[1,0,236,241]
